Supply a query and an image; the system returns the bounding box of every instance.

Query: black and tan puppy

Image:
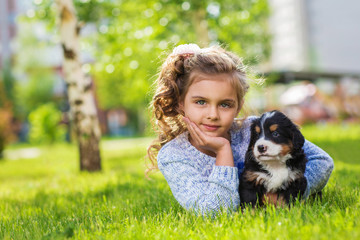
[239,110,307,207]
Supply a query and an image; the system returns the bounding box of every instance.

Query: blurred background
[1,0,359,153]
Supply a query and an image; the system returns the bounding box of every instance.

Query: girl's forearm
[215,143,234,167]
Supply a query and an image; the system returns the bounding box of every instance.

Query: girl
[147,43,333,215]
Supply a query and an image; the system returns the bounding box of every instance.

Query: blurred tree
[0,108,15,159]
[56,0,102,171]
[0,62,17,158]
[0,77,16,159]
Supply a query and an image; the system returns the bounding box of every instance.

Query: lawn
[0,124,359,239]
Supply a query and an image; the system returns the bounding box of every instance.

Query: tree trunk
[56,0,101,171]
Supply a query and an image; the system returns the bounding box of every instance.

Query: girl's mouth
[202,124,220,131]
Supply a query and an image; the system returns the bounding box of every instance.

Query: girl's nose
[207,106,219,120]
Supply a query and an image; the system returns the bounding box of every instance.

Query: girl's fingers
[183,117,203,145]
[190,121,207,143]
[189,123,204,145]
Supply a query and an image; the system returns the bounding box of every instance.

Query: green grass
[0,124,359,239]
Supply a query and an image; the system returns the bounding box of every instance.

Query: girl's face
[180,73,242,140]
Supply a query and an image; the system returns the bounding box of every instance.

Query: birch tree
[56,0,101,171]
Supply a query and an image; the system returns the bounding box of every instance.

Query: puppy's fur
[239,110,307,207]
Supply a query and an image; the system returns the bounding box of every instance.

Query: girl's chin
[202,130,226,138]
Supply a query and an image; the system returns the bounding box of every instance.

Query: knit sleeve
[303,140,334,197]
[157,145,240,216]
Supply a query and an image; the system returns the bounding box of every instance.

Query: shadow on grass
[1,172,184,239]
[2,172,181,215]
[332,168,360,188]
[312,139,360,165]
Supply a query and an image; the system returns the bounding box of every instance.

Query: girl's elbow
[328,157,334,173]
[323,153,334,172]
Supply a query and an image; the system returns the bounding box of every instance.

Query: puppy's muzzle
[257,145,267,153]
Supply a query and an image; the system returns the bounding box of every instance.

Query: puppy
[239,110,307,207]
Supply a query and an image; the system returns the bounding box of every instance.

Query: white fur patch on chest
[255,163,300,192]
[265,165,290,192]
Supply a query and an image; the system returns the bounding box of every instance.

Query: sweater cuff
[208,165,239,191]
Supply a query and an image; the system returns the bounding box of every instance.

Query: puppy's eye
[272,131,280,137]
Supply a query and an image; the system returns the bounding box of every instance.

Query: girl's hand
[183,117,234,167]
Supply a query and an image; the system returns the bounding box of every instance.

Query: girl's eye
[220,103,231,108]
[272,131,280,137]
[196,100,206,105]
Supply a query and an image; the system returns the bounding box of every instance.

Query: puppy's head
[250,110,304,163]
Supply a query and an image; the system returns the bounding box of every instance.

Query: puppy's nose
[258,145,267,153]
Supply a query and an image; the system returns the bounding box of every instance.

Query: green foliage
[15,69,56,118]
[21,0,271,134]
[91,0,270,111]
[28,103,66,144]
[30,0,270,113]
[0,125,359,238]
[13,19,64,119]
[1,61,15,107]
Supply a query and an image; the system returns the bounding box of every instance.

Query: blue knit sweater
[157,117,334,215]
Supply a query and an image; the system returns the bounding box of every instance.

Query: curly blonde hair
[146,45,250,175]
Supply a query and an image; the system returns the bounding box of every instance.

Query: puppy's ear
[249,120,260,148]
[291,124,305,151]
[278,111,305,151]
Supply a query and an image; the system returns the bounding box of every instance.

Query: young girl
[147,43,333,215]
